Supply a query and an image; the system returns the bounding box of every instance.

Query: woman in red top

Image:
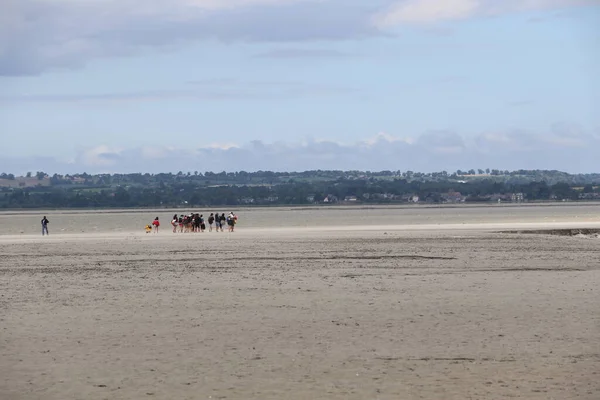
[152,217,160,233]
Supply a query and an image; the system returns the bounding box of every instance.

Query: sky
[1,0,599,174]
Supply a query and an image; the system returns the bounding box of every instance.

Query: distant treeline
[0,169,599,209]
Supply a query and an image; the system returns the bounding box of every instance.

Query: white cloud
[2,124,597,174]
[36,0,306,13]
[2,0,597,75]
[0,0,378,76]
[362,132,414,146]
[374,0,600,26]
[184,0,309,10]
[76,145,124,167]
[0,79,358,103]
[542,122,594,148]
[140,146,172,159]
[375,0,480,26]
[473,123,600,157]
[204,142,240,150]
[477,132,512,144]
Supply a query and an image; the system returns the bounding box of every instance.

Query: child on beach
[152,217,160,233]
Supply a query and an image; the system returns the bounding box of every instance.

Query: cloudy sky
[1,0,599,174]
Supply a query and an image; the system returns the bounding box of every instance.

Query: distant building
[323,194,338,203]
[490,194,512,203]
[441,191,465,203]
[579,192,600,200]
[511,193,525,202]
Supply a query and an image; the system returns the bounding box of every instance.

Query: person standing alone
[41,216,49,236]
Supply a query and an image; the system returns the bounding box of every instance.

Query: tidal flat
[1,204,599,399]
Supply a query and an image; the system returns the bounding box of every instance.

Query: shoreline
[0,201,599,215]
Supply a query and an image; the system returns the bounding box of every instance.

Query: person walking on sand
[200,214,206,232]
[171,214,178,233]
[41,216,49,236]
[227,212,237,232]
[220,213,226,232]
[214,212,221,232]
[208,213,215,232]
[152,217,160,233]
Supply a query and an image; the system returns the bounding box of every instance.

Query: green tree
[551,182,574,200]
[313,192,324,203]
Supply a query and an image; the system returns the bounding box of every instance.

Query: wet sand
[1,205,599,399]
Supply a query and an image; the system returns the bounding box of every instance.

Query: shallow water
[0,203,598,236]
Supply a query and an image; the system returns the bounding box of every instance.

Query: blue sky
[1,0,599,174]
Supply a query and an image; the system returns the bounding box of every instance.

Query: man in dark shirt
[41,216,49,236]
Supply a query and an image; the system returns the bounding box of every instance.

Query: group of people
[145,212,238,233]
[39,213,240,236]
[172,212,238,233]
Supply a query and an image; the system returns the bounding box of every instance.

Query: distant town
[1,169,599,209]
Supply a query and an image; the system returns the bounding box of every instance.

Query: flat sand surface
[1,205,599,399]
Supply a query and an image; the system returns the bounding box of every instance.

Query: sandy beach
[1,205,599,399]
